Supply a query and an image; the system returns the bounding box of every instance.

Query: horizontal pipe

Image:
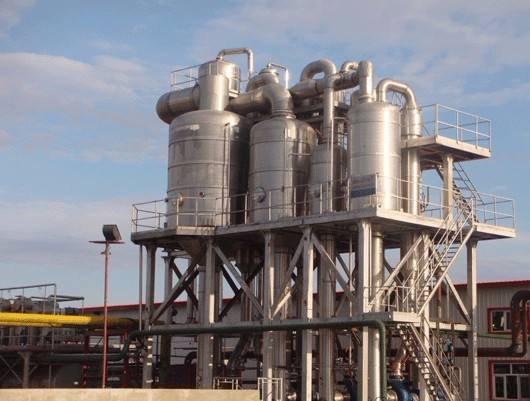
[0,312,136,328]
[228,82,293,117]
[42,317,387,400]
[156,86,199,124]
[290,69,359,100]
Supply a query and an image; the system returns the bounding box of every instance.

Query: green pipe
[42,317,387,400]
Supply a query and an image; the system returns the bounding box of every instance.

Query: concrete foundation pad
[0,389,259,401]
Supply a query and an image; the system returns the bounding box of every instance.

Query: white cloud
[191,0,530,108]
[0,52,167,162]
[0,0,36,37]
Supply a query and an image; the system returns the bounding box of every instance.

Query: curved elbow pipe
[300,58,337,81]
[216,47,254,80]
[376,79,417,109]
[227,82,293,117]
[246,67,280,91]
[156,86,200,124]
[340,60,359,72]
[455,290,530,358]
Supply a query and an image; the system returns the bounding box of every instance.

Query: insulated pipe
[42,318,388,401]
[227,82,294,117]
[156,86,200,124]
[0,312,136,328]
[455,290,530,357]
[340,61,359,72]
[246,67,280,91]
[300,59,337,81]
[376,79,417,109]
[216,47,254,80]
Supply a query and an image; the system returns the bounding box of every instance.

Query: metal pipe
[340,61,358,72]
[300,59,336,81]
[358,61,374,103]
[455,290,530,357]
[42,318,388,400]
[376,79,417,109]
[216,47,254,80]
[247,67,280,91]
[0,312,136,328]
[267,62,289,89]
[228,82,294,117]
[156,86,200,124]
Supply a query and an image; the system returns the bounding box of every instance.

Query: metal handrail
[131,175,514,232]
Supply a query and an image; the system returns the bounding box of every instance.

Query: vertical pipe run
[370,229,384,401]
[318,233,336,401]
[274,245,290,395]
[301,227,314,401]
[467,241,479,401]
[142,246,156,388]
[198,240,216,389]
[263,232,275,401]
[357,220,371,401]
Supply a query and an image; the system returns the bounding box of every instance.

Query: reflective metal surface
[166,110,250,227]
[248,117,316,222]
[348,101,401,210]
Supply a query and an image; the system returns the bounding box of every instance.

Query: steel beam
[262,232,275,401]
[467,240,479,401]
[301,227,314,401]
[142,245,156,388]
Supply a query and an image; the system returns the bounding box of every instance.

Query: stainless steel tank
[309,142,347,214]
[348,102,401,210]
[249,117,316,222]
[166,110,250,227]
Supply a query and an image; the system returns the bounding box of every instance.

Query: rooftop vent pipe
[216,47,254,80]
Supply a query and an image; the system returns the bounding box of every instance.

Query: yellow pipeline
[0,312,136,328]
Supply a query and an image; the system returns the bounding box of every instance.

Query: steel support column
[274,244,289,397]
[369,228,383,401]
[418,232,431,401]
[318,233,336,401]
[301,227,314,401]
[467,240,479,401]
[262,231,275,401]
[159,252,174,387]
[442,154,454,219]
[197,239,216,389]
[357,220,371,401]
[142,245,156,388]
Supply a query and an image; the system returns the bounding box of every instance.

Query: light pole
[90,224,124,388]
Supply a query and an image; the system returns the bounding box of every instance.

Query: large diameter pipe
[43,318,388,401]
[227,82,294,117]
[0,312,136,328]
[156,86,200,124]
[216,47,254,80]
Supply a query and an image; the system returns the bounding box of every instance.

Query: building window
[489,307,530,333]
[490,308,512,333]
[491,361,530,400]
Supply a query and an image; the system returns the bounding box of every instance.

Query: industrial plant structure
[1,47,526,401]
[128,47,524,401]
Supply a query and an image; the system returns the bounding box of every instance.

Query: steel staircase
[398,315,463,401]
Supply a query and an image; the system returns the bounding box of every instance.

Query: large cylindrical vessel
[166,110,250,227]
[348,102,401,210]
[249,117,316,222]
[309,142,347,214]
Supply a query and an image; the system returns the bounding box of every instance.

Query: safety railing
[131,175,514,232]
[214,376,242,390]
[257,377,283,401]
[422,104,492,151]
[170,64,201,91]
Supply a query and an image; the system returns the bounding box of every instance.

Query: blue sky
[0,0,529,306]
